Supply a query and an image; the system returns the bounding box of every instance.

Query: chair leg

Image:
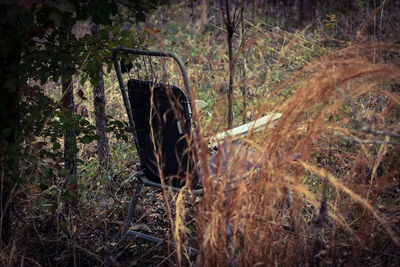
[121,182,143,241]
[286,190,297,232]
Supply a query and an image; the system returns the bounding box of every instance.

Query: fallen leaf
[77,89,87,101]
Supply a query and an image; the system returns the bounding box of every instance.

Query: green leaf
[80,74,88,86]
[58,168,69,177]
[80,135,93,144]
[106,63,112,73]
[79,119,90,126]
[66,144,79,154]
[112,24,121,35]
[39,181,49,191]
[99,29,109,39]
[52,142,61,150]
[67,175,77,184]
[64,190,76,202]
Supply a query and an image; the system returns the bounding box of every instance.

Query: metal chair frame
[112,47,293,255]
[113,47,202,254]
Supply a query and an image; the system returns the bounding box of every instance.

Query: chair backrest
[127,79,195,186]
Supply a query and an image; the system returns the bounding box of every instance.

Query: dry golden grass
[164,43,400,266]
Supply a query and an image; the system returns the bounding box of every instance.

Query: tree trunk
[227,29,234,129]
[214,0,221,26]
[252,0,256,19]
[296,0,304,23]
[224,0,234,129]
[60,26,77,180]
[93,69,110,168]
[0,46,21,245]
[296,0,317,23]
[62,78,78,178]
[240,8,247,124]
[91,23,110,169]
[188,0,195,20]
[304,0,316,21]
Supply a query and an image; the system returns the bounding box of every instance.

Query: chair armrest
[195,100,207,111]
[208,113,281,149]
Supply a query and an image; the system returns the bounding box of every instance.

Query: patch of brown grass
[170,43,400,266]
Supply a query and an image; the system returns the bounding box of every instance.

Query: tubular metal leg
[286,190,297,232]
[125,230,200,254]
[121,182,143,241]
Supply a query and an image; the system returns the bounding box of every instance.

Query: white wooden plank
[208,113,281,149]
